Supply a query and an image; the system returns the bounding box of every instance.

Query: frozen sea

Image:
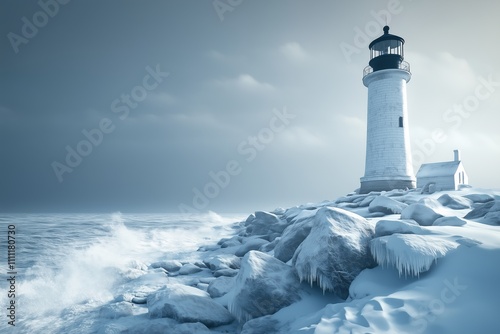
[0,212,245,334]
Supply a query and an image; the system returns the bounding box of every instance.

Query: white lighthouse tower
[360,26,416,194]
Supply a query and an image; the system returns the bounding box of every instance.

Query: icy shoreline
[96,187,500,333]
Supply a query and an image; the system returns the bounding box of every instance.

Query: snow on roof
[416,161,461,178]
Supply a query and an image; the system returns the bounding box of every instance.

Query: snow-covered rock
[463,193,495,203]
[419,197,451,213]
[335,194,368,204]
[194,260,207,268]
[125,319,212,334]
[483,200,500,225]
[274,215,315,262]
[214,268,239,277]
[259,237,279,252]
[172,323,213,334]
[433,216,467,226]
[99,301,143,319]
[292,207,375,297]
[150,260,182,272]
[271,207,286,215]
[437,194,472,209]
[281,207,303,223]
[364,211,387,218]
[227,251,301,322]
[359,195,376,207]
[147,284,234,327]
[199,277,216,284]
[207,276,235,298]
[338,202,359,209]
[370,234,459,277]
[374,219,425,237]
[368,196,408,214]
[235,238,268,257]
[244,211,288,236]
[464,201,496,219]
[178,263,203,275]
[400,203,443,226]
[203,254,241,271]
[240,315,280,334]
[245,213,256,223]
[218,235,242,248]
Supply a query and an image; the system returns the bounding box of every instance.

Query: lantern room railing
[363,61,410,78]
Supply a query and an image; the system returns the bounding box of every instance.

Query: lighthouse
[359,26,416,194]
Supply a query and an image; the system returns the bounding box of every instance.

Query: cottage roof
[416,161,461,178]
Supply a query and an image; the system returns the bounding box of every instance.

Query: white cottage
[416,150,468,191]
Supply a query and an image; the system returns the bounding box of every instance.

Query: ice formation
[370,234,459,277]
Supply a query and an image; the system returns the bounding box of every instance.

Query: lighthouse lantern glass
[370,40,403,60]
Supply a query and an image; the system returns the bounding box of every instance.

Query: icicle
[370,234,459,277]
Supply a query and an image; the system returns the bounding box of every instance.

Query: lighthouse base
[359,178,416,194]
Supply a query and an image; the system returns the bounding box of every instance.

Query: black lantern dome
[368,26,405,72]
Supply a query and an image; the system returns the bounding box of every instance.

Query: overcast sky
[1,0,499,213]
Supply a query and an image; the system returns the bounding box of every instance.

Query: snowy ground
[92,187,500,333]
